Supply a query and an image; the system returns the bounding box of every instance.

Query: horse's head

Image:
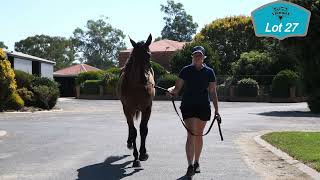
[122,34,153,84]
[129,34,152,67]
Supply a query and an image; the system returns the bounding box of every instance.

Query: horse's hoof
[127,143,133,150]
[132,160,141,167]
[139,153,149,161]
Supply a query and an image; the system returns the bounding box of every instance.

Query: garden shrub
[76,71,105,85]
[217,84,228,97]
[231,51,273,85]
[271,70,300,98]
[307,90,320,113]
[150,60,167,82]
[0,49,18,111]
[14,70,34,89]
[105,67,121,76]
[32,85,59,109]
[17,88,34,106]
[6,92,24,110]
[31,77,60,109]
[156,74,178,95]
[221,76,238,96]
[81,80,102,95]
[236,78,259,97]
[105,76,119,96]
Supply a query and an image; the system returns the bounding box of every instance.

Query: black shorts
[180,105,211,121]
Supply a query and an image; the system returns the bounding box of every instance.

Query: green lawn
[262,131,320,172]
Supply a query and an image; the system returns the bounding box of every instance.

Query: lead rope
[155,85,223,140]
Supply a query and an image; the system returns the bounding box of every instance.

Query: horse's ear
[145,34,152,46]
[130,36,137,48]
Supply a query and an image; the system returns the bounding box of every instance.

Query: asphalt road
[0,98,319,180]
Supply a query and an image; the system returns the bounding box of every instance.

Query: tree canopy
[194,16,266,75]
[15,35,75,70]
[72,17,126,69]
[0,41,8,49]
[160,0,198,42]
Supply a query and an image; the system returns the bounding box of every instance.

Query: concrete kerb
[0,130,7,137]
[254,131,320,180]
[0,108,63,114]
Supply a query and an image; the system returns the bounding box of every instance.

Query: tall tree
[72,17,126,69]
[14,35,75,70]
[194,16,266,75]
[282,0,320,113]
[160,0,198,42]
[0,41,8,49]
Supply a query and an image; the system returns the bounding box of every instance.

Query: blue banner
[251,0,311,40]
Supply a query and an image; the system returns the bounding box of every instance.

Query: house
[118,39,186,70]
[5,50,55,78]
[53,64,101,97]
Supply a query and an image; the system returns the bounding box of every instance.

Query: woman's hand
[166,78,184,99]
[166,86,176,98]
[214,111,221,124]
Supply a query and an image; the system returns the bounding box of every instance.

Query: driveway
[0,98,319,180]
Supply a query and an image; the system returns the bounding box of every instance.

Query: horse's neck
[126,63,148,84]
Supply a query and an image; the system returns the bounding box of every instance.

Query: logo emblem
[272,6,289,20]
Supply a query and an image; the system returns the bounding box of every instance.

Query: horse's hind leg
[123,106,140,167]
[139,105,151,161]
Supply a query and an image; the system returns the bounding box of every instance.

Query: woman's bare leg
[184,118,196,165]
[194,119,207,163]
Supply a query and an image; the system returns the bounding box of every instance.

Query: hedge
[156,74,178,95]
[105,76,119,96]
[236,78,259,97]
[76,70,105,85]
[105,67,121,76]
[81,80,102,95]
[271,70,301,98]
[150,60,167,82]
[217,84,228,97]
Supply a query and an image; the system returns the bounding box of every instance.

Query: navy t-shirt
[178,64,216,107]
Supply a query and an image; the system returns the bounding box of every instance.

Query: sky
[1,0,274,50]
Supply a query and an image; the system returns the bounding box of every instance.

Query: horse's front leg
[130,126,140,167]
[123,106,140,167]
[139,105,151,161]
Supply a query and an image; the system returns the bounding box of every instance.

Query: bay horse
[118,34,155,167]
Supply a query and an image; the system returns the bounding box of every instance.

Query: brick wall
[118,52,130,67]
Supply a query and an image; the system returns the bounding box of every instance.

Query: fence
[75,74,307,102]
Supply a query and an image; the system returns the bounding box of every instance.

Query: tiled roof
[53,64,101,77]
[121,39,187,53]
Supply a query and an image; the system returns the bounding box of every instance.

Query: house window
[32,61,41,76]
[8,55,14,69]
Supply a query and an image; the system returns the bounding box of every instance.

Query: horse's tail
[134,111,140,121]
